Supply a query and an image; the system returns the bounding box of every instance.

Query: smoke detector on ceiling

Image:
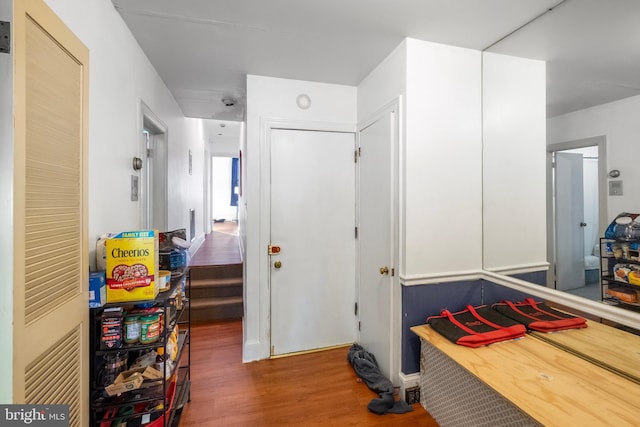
[221,96,236,107]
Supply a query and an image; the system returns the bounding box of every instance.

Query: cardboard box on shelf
[104,366,163,396]
[106,230,159,303]
[89,271,106,308]
[104,370,143,396]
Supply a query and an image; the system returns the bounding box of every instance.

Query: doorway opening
[211,156,239,224]
[548,136,607,301]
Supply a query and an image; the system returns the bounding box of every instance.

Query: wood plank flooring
[191,222,241,267]
[179,321,439,426]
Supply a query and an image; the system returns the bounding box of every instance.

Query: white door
[358,110,395,378]
[270,129,356,355]
[555,152,586,290]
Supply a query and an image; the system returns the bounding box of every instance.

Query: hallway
[189,221,243,323]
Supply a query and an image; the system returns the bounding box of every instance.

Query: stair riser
[191,303,243,322]
[189,285,243,299]
[190,264,242,281]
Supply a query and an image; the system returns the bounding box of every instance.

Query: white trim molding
[400,269,484,286]
[485,262,550,276]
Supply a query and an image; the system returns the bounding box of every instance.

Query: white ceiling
[112,0,640,123]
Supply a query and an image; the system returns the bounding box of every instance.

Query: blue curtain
[230,157,239,206]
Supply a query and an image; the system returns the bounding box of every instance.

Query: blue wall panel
[401,281,482,374]
[481,280,533,305]
[511,270,547,286]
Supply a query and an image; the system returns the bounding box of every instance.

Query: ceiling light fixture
[221,97,236,107]
[296,94,311,110]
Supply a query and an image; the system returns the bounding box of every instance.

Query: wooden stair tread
[190,277,243,288]
[190,296,243,308]
[190,262,242,269]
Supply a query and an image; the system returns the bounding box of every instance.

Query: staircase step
[190,296,243,322]
[191,277,243,288]
[189,278,243,299]
[190,263,242,281]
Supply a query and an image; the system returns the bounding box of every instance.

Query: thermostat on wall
[609,180,623,196]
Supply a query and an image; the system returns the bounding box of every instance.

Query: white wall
[403,39,483,277]
[358,40,407,123]
[482,52,547,272]
[0,0,13,404]
[548,94,640,220]
[210,137,240,156]
[43,0,205,266]
[244,75,357,361]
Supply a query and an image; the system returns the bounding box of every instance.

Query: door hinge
[0,21,9,54]
[358,321,361,331]
[354,302,358,316]
[354,149,358,163]
[355,226,358,239]
[146,148,153,158]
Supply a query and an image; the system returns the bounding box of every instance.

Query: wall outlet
[405,386,420,404]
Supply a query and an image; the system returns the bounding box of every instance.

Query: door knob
[580,222,587,227]
[379,266,389,275]
[274,261,282,269]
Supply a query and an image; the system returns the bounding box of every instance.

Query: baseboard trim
[242,339,263,363]
[398,372,421,401]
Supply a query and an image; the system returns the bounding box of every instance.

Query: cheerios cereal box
[105,230,159,302]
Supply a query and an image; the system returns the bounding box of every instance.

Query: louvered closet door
[13,1,89,426]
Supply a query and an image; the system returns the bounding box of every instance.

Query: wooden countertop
[530,319,640,384]
[412,324,640,427]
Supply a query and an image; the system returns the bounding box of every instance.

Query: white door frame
[258,119,356,359]
[139,101,168,231]
[547,135,607,288]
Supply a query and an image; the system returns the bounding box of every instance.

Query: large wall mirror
[483,0,640,328]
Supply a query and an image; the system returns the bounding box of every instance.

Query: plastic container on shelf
[159,248,189,278]
[123,315,141,344]
[614,216,633,238]
[139,313,161,344]
[626,218,640,240]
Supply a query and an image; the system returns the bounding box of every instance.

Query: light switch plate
[609,180,623,196]
[131,175,139,201]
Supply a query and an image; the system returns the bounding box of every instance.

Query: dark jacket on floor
[347,344,413,415]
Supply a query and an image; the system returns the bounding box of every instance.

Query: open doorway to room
[211,156,239,226]
[548,137,607,301]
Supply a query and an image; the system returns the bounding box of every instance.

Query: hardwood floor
[190,222,241,267]
[179,321,439,426]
